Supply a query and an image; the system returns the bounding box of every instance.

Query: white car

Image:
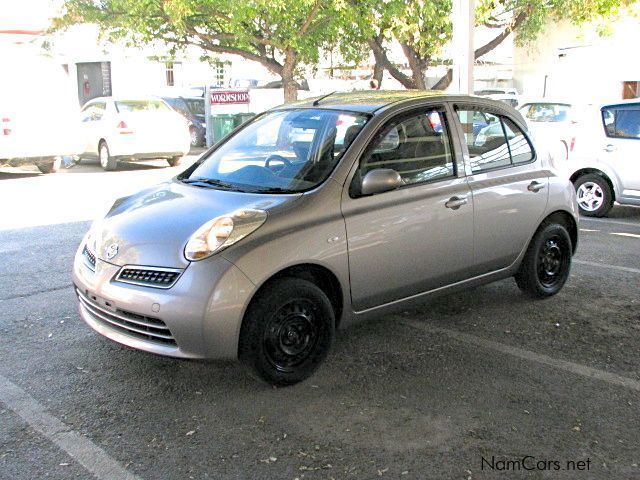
[79,97,191,171]
[569,99,640,216]
[0,50,82,173]
[518,101,578,163]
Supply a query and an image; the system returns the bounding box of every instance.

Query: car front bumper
[72,243,255,360]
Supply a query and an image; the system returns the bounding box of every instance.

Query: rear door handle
[528,181,546,193]
[445,196,468,210]
[604,144,616,152]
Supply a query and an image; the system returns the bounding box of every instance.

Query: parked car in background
[0,49,81,173]
[162,96,206,147]
[79,96,190,171]
[569,100,640,216]
[518,101,578,163]
[73,92,578,386]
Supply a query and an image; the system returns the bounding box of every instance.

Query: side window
[456,108,534,172]
[602,106,640,139]
[502,117,534,164]
[355,109,454,191]
[81,102,106,122]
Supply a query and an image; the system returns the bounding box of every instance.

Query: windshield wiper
[180,177,236,190]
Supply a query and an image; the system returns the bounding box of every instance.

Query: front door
[453,106,549,274]
[342,107,474,312]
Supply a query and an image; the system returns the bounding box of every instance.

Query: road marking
[579,228,599,232]
[611,232,640,239]
[580,217,640,228]
[0,374,142,480]
[574,259,640,275]
[401,320,640,393]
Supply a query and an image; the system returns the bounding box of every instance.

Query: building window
[212,61,226,87]
[166,62,175,86]
[622,81,640,100]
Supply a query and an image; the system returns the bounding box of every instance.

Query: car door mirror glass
[361,168,403,195]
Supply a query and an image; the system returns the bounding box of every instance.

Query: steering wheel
[265,154,292,169]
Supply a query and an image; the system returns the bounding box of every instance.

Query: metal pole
[204,84,212,147]
[452,0,475,94]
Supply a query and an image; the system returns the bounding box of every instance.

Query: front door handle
[604,144,616,153]
[445,196,468,210]
[528,181,546,193]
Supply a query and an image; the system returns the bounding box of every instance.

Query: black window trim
[452,104,537,175]
[349,105,458,198]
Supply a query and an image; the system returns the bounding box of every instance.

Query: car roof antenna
[312,91,337,107]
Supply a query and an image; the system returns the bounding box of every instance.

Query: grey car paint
[73,92,578,360]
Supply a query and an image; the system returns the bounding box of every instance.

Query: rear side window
[81,102,106,122]
[356,109,455,189]
[456,108,534,173]
[519,103,571,122]
[602,105,640,139]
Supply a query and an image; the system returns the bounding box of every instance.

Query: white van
[0,47,82,173]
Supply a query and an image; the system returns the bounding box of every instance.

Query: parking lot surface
[1,159,639,479]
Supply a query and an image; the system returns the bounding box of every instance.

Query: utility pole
[452,0,475,94]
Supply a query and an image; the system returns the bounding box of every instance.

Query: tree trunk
[400,43,426,90]
[432,68,453,90]
[282,50,298,103]
[367,37,417,89]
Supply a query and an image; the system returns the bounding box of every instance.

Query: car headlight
[184,209,267,261]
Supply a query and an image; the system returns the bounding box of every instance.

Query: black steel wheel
[515,222,572,298]
[239,278,335,386]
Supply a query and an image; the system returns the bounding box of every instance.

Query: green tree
[352,0,634,90]
[55,0,347,102]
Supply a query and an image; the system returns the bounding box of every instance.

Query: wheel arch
[245,263,344,329]
[542,210,578,254]
[570,168,616,201]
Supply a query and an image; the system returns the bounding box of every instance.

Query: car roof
[277,90,516,114]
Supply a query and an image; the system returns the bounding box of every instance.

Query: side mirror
[361,168,403,196]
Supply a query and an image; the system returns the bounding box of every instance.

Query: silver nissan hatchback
[73,91,578,386]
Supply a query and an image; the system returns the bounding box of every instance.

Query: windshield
[519,103,571,122]
[183,109,369,193]
[115,100,171,113]
[184,98,205,115]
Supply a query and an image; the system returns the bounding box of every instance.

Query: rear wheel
[99,141,117,171]
[574,173,612,217]
[515,222,572,298]
[36,157,61,174]
[239,278,335,386]
[167,156,182,167]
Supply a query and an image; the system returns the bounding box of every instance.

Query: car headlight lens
[184,209,267,261]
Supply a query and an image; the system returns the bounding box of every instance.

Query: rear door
[601,103,640,198]
[342,106,474,311]
[452,104,549,274]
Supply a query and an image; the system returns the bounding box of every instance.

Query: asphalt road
[1,159,639,480]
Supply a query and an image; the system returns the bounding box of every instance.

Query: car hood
[94,180,301,268]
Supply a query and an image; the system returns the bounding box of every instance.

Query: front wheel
[239,278,335,386]
[36,157,61,174]
[99,141,117,171]
[515,222,572,298]
[167,156,182,167]
[574,173,613,217]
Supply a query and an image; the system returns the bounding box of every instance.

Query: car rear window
[519,103,571,122]
[115,100,170,113]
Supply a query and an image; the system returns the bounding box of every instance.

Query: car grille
[82,245,96,271]
[115,266,183,289]
[76,288,176,345]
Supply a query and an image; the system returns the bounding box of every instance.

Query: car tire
[574,173,613,217]
[239,278,335,387]
[189,126,199,148]
[167,156,182,167]
[99,141,117,171]
[36,157,61,174]
[515,222,572,298]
